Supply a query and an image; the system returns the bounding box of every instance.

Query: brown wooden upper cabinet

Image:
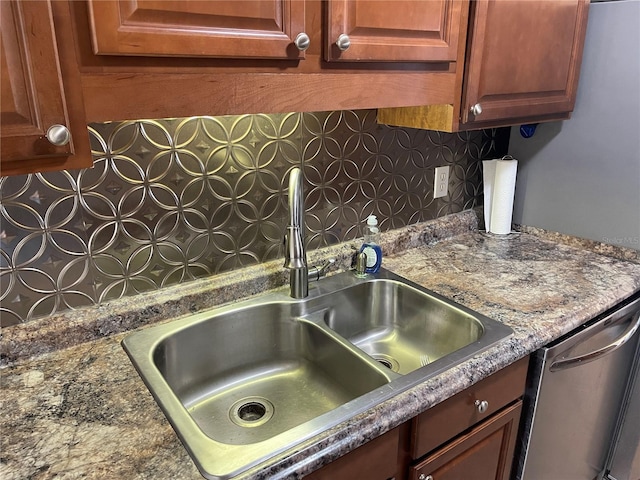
[378,0,590,131]
[325,0,464,62]
[86,0,464,63]
[75,0,469,122]
[86,1,307,60]
[0,0,92,177]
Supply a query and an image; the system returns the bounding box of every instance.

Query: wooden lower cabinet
[409,401,523,480]
[307,357,529,480]
[305,426,400,480]
[406,357,528,480]
[410,357,529,458]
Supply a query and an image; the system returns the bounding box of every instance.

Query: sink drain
[238,402,266,421]
[229,397,274,428]
[372,354,400,373]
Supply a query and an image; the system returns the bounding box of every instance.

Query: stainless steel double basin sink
[122,268,512,479]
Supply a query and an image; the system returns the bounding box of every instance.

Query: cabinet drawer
[409,400,523,480]
[411,356,528,459]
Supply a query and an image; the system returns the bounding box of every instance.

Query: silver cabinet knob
[470,103,483,116]
[336,33,351,51]
[294,32,310,51]
[475,399,489,413]
[418,474,433,480]
[46,124,71,146]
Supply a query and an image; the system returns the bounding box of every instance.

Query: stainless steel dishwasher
[516,293,640,480]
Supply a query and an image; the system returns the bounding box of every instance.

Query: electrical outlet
[434,166,450,198]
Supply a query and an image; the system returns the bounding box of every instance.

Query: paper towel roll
[489,158,518,234]
[482,159,497,231]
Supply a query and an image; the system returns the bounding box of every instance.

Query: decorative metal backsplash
[0,110,508,325]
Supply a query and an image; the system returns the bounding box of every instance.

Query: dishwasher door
[519,295,640,480]
[603,331,640,480]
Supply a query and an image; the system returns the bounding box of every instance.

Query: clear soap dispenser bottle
[360,215,382,274]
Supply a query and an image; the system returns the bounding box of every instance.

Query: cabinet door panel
[1,0,72,163]
[326,0,465,62]
[462,0,589,125]
[410,401,523,480]
[87,0,306,59]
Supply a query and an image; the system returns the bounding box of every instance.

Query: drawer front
[411,356,528,459]
[409,400,523,480]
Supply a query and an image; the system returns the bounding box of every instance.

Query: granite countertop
[2,211,640,480]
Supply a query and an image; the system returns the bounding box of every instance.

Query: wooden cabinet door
[409,401,523,480]
[87,0,306,60]
[325,0,466,62]
[461,0,589,126]
[1,1,71,163]
[1,0,91,176]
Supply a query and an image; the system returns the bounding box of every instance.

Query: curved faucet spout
[284,167,308,298]
[288,168,305,238]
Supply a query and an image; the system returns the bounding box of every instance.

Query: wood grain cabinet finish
[461,0,589,127]
[408,357,529,480]
[325,0,465,62]
[0,0,91,176]
[71,0,466,122]
[305,357,528,479]
[409,401,523,480]
[411,356,528,458]
[86,0,307,60]
[378,0,590,131]
[86,0,464,63]
[304,426,400,480]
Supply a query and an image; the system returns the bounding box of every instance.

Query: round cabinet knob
[336,33,351,51]
[46,124,71,146]
[470,103,483,116]
[294,32,310,51]
[418,474,433,480]
[475,399,489,413]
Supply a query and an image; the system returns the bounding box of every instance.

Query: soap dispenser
[360,215,382,274]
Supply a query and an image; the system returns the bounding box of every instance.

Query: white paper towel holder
[483,154,518,235]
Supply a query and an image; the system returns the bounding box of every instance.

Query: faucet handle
[308,258,335,282]
[354,252,368,277]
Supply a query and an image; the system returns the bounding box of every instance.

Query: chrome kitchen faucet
[284,167,332,298]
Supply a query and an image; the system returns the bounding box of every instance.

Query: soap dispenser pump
[360,215,382,274]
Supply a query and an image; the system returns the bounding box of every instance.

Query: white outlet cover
[434,166,450,198]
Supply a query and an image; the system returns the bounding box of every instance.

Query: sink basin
[123,268,512,479]
[312,280,484,375]
[152,303,392,445]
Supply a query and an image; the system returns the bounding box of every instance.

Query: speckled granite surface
[2,211,640,480]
